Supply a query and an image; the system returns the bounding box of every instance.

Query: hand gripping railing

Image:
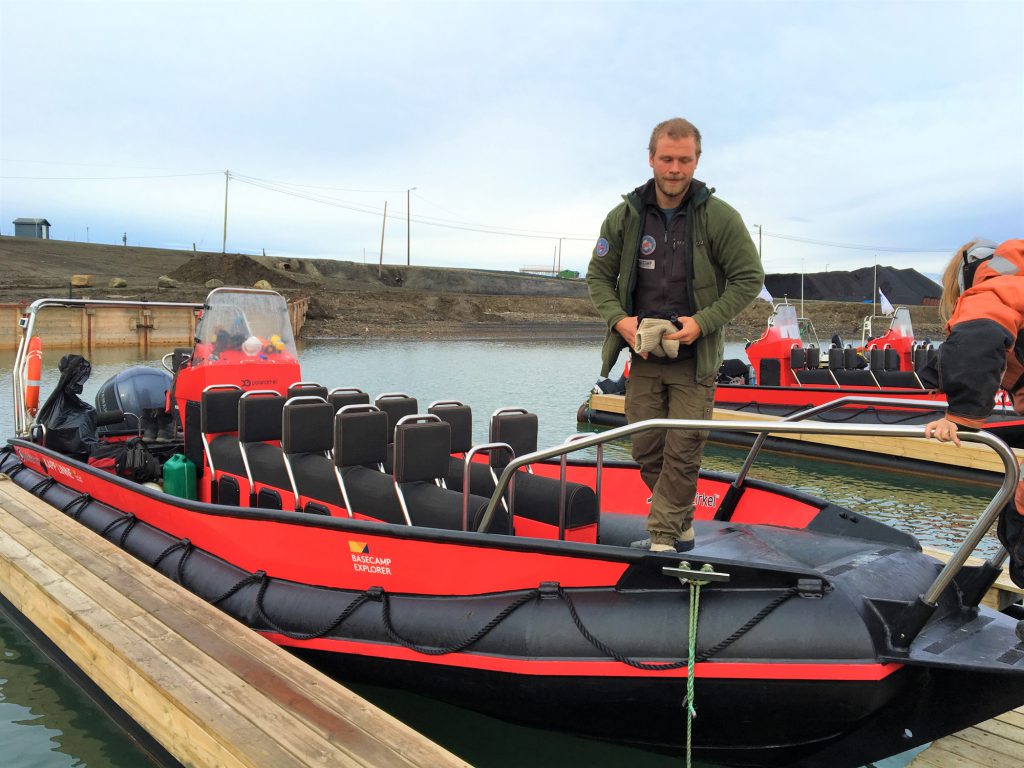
[478,416,1019,643]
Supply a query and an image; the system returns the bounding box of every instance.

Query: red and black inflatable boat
[579,302,1024,454]
[5,289,1024,767]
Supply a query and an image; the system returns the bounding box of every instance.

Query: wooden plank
[911,706,1024,766]
[970,718,1024,750]
[0,476,468,767]
[908,742,995,767]
[709,406,1024,475]
[0,482,462,768]
[921,546,1024,611]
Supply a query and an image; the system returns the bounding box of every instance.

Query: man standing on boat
[587,117,763,552]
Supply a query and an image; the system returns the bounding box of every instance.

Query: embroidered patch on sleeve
[594,237,609,257]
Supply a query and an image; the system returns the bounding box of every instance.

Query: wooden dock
[0,474,468,768]
[585,393,1023,478]
[907,705,1024,767]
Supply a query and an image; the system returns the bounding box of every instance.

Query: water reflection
[0,609,158,768]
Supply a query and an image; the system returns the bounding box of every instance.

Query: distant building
[13,218,51,239]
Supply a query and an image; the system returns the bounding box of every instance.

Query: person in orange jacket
[924,238,1024,444]
[923,237,1024,586]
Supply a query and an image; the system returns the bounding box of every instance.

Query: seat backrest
[844,347,867,370]
[790,347,806,370]
[282,398,333,455]
[489,408,537,469]
[238,391,285,444]
[334,406,389,468]
[328,387,370,413]
[375,393,418,441]
[758,357,781,386]
[805,345,820,370]
[201,386,242,435]
[884,348,900,372]
[393,416,452,483]
[914,344,934,373]
[288,381,329,401]
[828,346,845,370]
[869,348,885,371]
[428,401,473,453]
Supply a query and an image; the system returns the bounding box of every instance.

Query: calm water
[0,338,995,767]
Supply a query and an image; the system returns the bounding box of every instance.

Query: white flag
[757,284,773,303]
[879,289,895,315]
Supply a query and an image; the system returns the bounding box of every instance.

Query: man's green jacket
[586,183,764,382]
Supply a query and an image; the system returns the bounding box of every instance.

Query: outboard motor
[95,366,175,440]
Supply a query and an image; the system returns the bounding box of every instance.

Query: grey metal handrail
[12,296,202,435]
[479,417,1018,614]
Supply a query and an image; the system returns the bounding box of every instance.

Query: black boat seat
[288,381,329,401]
[280,397,334,512]
[872,371,922,388]
[795,368,838,386]
[200,386,245,503]
[328,387,370,413]
[444,407,599,538]
[832,369,879,387]
[238,391,289,507]
[758,358,781,386]
[375,393,418,442]
[393,415,500,533]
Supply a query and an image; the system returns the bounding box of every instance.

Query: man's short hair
[649,118,702,157]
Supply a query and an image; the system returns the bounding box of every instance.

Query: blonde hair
[649,118,702,157]
[939,240,979,322]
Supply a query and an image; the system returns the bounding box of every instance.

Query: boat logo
[348,540,393,575]
[42,458,83,484]
[594,237,609,257]
[641,235,657,256]
[695,491,720,508]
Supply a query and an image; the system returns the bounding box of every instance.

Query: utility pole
[800,258,804,318]
[873,257,878,316]
[754,224,762,257]
[557,237,563,275]
[222,169,230,254]
[378,201,388,277]
[406,187,416,266]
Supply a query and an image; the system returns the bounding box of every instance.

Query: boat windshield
[192,289,298,366]
[889,306,914,337]
[770,304,802,341]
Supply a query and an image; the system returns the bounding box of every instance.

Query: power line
[1,171,221,181]
[754,226,952,254]
[232,174,594,241]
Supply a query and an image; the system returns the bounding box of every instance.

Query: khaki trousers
[625,356,715,545]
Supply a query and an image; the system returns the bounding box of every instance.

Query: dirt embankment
[0,237,946,342]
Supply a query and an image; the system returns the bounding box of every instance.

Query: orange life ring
[25,336,43,416]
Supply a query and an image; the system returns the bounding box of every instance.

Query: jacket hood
[964,238,1024,290]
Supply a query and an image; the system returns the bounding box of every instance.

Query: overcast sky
[1,0,1021,276]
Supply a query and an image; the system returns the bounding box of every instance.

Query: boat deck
[0,474,468,768]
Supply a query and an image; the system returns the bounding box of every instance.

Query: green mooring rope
[684,562,715,768]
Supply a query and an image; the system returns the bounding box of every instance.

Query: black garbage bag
[36,354,97,460]
[997,500,1024,589]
